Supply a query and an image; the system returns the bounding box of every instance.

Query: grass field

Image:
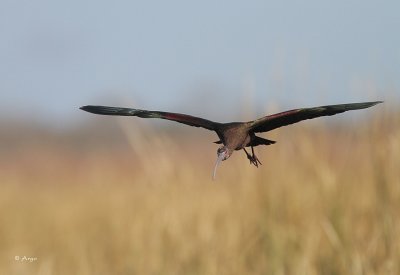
[0,107,399,274]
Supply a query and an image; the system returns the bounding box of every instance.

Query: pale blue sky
[0,0,399,125]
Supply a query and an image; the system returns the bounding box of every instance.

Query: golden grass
[0,110,399,275]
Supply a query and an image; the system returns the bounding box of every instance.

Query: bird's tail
[80,105,135,116]
[253,136,276,146]
[214,137,276,146]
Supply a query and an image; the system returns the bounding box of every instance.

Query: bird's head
[213,146,232,180]
[217,146,232,161]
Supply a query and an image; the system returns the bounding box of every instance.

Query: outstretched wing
[80,105,220,131]
[248,101,382,133]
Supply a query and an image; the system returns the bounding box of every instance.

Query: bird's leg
[243,148,260,167]
[243,148,256,166]
[251,146,262,166]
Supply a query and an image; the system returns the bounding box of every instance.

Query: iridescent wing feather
[80,105,219,131]
[248,101,382,133]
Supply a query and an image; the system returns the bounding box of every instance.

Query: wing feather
[249,101,382,133]
[80,105,219,131]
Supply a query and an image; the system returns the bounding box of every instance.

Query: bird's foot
[243,148,262,167]
[247,154,262,167]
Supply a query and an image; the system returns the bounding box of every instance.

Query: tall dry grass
[0,108,399,275]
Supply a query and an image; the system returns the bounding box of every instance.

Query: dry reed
[0,108,399,275]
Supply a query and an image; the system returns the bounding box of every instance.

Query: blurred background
[0,1,399,274]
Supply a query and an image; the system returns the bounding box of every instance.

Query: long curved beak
[212,154,224,180]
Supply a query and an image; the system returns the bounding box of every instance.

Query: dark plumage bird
[80,101,382,179]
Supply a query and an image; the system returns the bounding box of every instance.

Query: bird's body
[80,101,382,179]
[218,123,250,149]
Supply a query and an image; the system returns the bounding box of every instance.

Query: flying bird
[80,101,382,179]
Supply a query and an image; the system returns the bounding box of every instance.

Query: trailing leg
[251,146,262,166]
[243,147,261,167]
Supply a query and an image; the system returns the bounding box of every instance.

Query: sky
[0,0,399,125]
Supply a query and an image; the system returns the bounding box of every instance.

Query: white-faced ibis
[80,101,382,179]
